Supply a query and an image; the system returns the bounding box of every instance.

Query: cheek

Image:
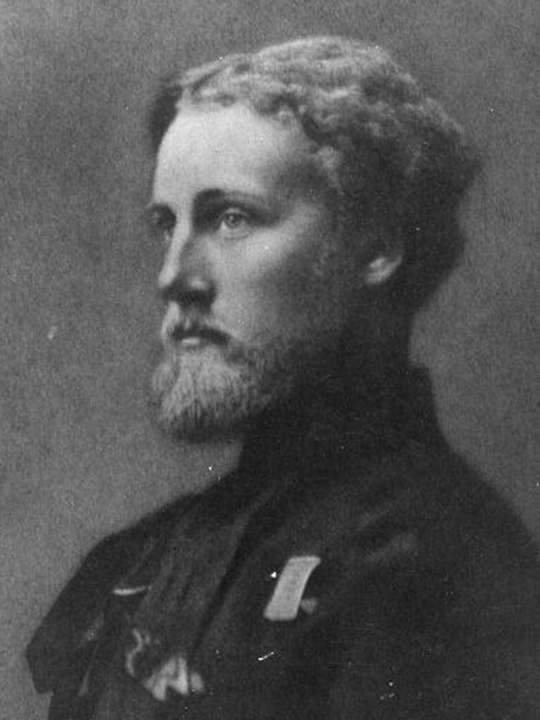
[219,224,346,334]
[254,233,325,299]
[257,215,335,284]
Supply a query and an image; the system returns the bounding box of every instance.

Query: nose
[158,229,216,310]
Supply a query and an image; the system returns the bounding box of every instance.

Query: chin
[151,343,296,442]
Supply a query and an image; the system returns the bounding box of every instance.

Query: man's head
[148,36,478,440]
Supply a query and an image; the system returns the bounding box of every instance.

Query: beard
[151,333,321,442]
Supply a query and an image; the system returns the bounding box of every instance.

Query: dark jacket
[27,366,540,719]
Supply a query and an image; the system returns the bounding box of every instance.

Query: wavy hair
[149,37,479,311]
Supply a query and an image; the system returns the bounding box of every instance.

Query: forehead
[152,104,326,201]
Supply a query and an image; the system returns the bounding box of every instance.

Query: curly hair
[149,37,480,311]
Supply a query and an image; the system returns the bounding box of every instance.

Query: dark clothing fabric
[27,366,540,719]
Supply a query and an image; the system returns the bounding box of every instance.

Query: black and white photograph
[1,1,539,718]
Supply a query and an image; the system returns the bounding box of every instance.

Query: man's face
[150,103,357,440]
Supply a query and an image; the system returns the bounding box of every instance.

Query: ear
[360,245,403,286]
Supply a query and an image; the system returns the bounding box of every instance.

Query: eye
[218,208,252,239]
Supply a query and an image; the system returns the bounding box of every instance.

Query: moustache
[160,305,230,347]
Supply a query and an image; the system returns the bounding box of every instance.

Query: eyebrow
[147,188,274,217]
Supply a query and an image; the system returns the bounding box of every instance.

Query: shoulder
[320,445,540,718]
[26,494,190,693]
[299,434,540,658]
[339,439,539,611]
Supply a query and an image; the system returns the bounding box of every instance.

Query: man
[27,37,540,719]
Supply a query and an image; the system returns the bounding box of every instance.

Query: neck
[312,314,413,404]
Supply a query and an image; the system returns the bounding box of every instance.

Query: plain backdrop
[0,0,539,717]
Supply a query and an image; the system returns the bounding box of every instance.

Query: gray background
[0,0,538,717]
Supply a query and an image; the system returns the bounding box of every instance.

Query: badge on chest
[264,555,321,621]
